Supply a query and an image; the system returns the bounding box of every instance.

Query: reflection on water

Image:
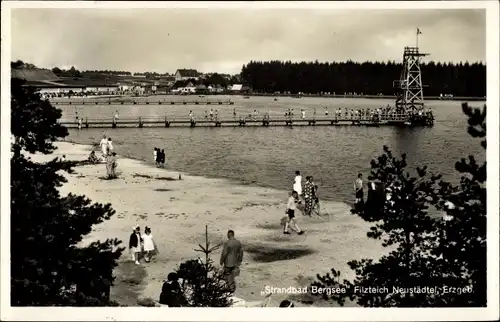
[65,97,485,203]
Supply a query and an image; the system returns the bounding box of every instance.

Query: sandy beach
[30,142,388,307]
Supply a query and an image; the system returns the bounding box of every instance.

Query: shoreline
[63,138,349,204]
[30,141,389,307]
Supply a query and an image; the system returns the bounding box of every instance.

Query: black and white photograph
[1,1,499,321]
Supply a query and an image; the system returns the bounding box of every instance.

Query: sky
[10,8,486,74]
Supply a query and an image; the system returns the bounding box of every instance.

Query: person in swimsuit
[354,173,364,205]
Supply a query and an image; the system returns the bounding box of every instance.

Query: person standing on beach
[284,191,305,235]
[107,137,114,153]
[154,148,158,166]
[220,230,243,293]
[106,152,118,179]
[129,226,143,265]
[99,135,108,159]
[293,171,302,197]
[303,176,314,216]
[142,227,159,263]
[354,173,364,205]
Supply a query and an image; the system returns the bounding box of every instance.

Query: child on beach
[284,191,305,235]
[142,227,159,263]
[129,226,143,265]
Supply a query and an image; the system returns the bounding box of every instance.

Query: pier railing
[60,113,434,128]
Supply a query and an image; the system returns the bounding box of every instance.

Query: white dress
[100,138,108,155]
[293,175,302,195]
[142,234,155,252]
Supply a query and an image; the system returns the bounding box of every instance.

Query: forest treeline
[240,60,486,97]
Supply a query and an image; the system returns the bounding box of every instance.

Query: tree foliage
[240,60,486,97]
[312,103,486,307]
[173,226,233,307]
[10,78,124,306]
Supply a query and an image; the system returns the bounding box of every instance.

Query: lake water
[63,95,485,203]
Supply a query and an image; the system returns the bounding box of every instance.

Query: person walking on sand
[303,176,314,216]
[284,191,305,235]
[99,135,108,159]
[354,173,364,205]
[220,230,243,293]
[106,152,118,179]
[153,148,158,166]
[293,171,303,197]
[129,225,143,265]
[160,149,166,167]
[142,227,159,263]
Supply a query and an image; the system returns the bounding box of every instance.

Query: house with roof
[175,69,199,82]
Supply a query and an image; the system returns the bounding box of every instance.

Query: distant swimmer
[253,109,258,120]
[233,108,237,117]
[325,107,329,116]
[209,109,214,119]
[313,107,317,116]
[301,109,305,119]
[189,110,194,121]
[78,118,83,129]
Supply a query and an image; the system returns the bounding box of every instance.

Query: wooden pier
[51,99,235,106]
[61,114,434,128]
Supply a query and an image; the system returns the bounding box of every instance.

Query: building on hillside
[175,69,199,81]
[229,84,251,94]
